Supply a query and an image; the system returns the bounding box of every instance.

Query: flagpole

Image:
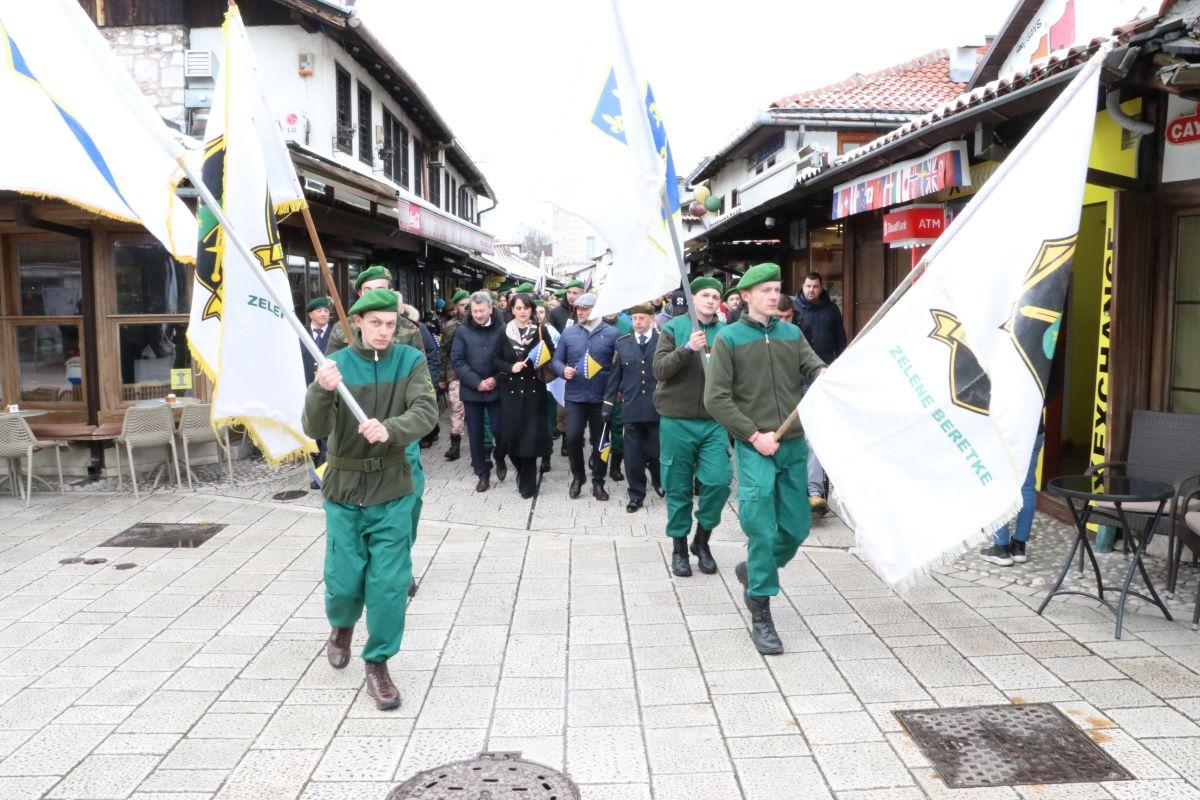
[176,155,369,425]
[300,206,354,344]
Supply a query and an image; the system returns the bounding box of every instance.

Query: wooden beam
[1086,167,1145,192]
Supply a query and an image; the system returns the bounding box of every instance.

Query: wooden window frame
[335,64,353,154]
[357,81,373,166]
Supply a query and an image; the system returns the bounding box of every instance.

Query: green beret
[305,296,332,312]
[534,299,546,308]
[690,276,722,295]
[449,289,470,304]
[722,286,740,301]
[354,265,392,292]
[349,288,399,317]
[554,288,566,298]
[564,279,585,289]
[736,262,782,291]
[513,282,534,294]
[629,303,654,315]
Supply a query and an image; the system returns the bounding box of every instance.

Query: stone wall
[101,25,189,129]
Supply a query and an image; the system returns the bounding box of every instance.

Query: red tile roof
[771,49,970,114]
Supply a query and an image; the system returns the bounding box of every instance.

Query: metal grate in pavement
[895,703,1133,788]
[388,752,580,800]
[100,523,224,549]
[272,489,309,501]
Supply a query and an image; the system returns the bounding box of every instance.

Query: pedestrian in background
[440,289,470,461]
[450,292,509,492]
[553,293,619,500]
[495,293,557,498]
[793,271,847,515]
[605,303,662,513]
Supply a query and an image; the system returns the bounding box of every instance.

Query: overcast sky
[356,0,1013,240]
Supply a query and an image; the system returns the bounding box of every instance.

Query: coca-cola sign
[1167,111,1200,145]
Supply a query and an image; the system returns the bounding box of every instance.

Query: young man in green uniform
[326,265,430,599]
[652,276,730,578]
[704,263,826,655]
[303,289,439,709]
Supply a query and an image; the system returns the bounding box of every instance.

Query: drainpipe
[1105,89,1154,135]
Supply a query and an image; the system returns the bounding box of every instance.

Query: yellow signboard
[170,369,194,391]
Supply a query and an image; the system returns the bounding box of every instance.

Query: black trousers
[623,420,661,503]
[566,401,607,484]
[464,399,506,478]
[514,456,539,497]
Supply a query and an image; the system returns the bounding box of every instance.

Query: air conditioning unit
[428,148,447,169]
[184,50,216,79]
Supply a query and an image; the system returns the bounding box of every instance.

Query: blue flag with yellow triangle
[527,340,552,369]
[598,424,612,464]
[577,351,604,380]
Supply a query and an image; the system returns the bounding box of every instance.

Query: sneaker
[1010,540,1027,563]
[979,543,1013,567]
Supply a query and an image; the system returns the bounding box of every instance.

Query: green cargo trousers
[323,493,416,663]
[734,437,812,597]
[407,440,423,545]
[659,416,732,539]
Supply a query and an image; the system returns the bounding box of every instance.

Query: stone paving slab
[0,429,1198,799]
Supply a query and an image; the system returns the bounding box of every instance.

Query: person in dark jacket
[604,303,661,513]
[440,289,470,461]
[301,297,334,474]
[549,279,584,332]
[552,293,619,500]
[722,287,743,323]
[450,292,508,492]
[793,271,847,514]
[494,293,558,498]
[405,304,442,451]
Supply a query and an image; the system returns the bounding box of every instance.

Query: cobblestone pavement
[1,429,1199,799]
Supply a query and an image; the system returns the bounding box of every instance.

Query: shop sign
[831,141,969,220]
[396,199,494,254]
[997,0,1147,79]
[1163,95,1200,183]
[882,205,945,247]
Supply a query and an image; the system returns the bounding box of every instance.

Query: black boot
[540,457,551,474]
[690,524,718,574]
[444,434,461,461]
[734,561,783,655]
[609,453,624,482]
[671,537,692,577]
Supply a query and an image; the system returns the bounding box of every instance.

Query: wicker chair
[0,415,64,507]
[177,403,234,490]
[1086,410,1200,594]
[113,404,181,500]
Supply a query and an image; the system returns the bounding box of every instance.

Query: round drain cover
[272,490,309,501]
[59,557,84,565]
[388,752,579,800]
[113,563,137,570]
[83,558,107,565]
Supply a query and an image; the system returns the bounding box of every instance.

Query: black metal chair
[1086,410,1200,595]
[1178,487,1200,630]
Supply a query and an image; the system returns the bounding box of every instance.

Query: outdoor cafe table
[1037,474,1174,639]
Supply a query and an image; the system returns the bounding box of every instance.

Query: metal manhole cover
[388,752,579,800]
[895,703,1133,788]
[99,523,225,549]
[272,489,309,501]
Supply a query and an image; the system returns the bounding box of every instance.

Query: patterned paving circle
[387,752,580,800]
[895,703,1134,788]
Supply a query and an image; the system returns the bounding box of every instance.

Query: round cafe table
[133,397,200,408]
[1037,474,1174,639]
[1,408,48,419]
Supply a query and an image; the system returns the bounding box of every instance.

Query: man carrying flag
[302,288,439,710]
[705,263,826,655]
[552,293,619,499]
[653,277,729,577]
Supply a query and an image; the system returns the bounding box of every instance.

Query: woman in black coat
[493,293,557,498]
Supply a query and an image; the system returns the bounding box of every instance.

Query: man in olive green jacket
[653,276,730,578]
[704,263,826,656]
[303,289,438,710]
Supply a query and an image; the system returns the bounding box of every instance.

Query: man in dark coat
[450,291,508,492]
[301,296,334,472]
[604,303,662,513]
[793,271,847,515]
[549,279,584,332]
[552,293,619,501]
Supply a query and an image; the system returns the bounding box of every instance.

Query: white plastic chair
[177,403,234,490]
[114,404,181,500]
[0,415,64,507]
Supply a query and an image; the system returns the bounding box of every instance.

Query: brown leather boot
[326,626,354,669]
[364,660,401,710]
